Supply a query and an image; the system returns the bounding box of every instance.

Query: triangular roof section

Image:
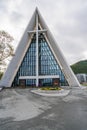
[0,8,80,87]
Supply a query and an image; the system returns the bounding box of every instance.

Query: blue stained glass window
[26,79,36,86]
[12,32,68,87]
[39,78,53,86]
[38,33,68,86]
[12,34,36,86]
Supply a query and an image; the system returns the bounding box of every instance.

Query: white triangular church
[0,8,80,88]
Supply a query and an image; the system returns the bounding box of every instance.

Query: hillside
[71,60,87,74]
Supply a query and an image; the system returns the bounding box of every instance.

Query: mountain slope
[71,60,87,74]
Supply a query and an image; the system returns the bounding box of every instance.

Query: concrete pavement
[0,87,87,130]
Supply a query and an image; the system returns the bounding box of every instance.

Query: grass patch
[40,87,62,91]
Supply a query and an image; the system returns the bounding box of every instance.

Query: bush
[0,72,3,79]
[40,87,61,90]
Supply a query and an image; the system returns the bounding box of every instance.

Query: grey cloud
[10,12,23,23]
[48,0,87,64]
[0,0,9,13]
[0,0,87,64]
[76,9,87,35]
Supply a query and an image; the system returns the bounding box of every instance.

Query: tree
[0,31,14,71]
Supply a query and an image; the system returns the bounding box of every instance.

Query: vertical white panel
[36,11,39,87]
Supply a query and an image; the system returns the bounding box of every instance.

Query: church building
[0,8,80,87]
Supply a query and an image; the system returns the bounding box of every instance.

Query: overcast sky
[0,0,87,65]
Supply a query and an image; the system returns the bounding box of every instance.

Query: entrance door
[19,79,26,88]
[53,78,60,86]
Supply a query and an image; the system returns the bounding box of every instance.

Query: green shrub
[0,72,3,80]
[40,87,62,90]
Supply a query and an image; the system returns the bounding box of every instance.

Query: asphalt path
[0,87,87,130]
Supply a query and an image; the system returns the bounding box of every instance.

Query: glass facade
[39,78,53,86]
[38,33,68,86]
[12,34,36,86]
[26,79,36,86]
[12,31,68,87]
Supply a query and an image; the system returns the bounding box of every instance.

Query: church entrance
[19,79,26,87]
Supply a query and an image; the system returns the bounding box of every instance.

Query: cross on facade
[27,13,47,86]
